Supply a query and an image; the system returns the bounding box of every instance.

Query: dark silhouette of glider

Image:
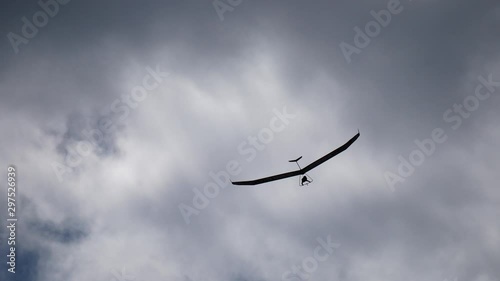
[231,130,360,186]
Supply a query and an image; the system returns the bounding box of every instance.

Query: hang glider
[231,130,360,186]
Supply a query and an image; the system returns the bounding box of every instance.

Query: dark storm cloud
[0,0,499,281]
[29,218,89,244]
[55,112,120,157]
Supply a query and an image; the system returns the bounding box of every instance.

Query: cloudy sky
[1,0,499,280]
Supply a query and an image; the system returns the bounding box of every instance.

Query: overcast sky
[1,0,499,281]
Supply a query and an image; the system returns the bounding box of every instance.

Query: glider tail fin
[288,156,303,162]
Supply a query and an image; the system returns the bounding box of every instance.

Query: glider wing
[231,169,302,186]
[231,131,360,186]
[301,131,360,174]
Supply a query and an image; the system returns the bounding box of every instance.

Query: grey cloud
[0,0,499,281]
